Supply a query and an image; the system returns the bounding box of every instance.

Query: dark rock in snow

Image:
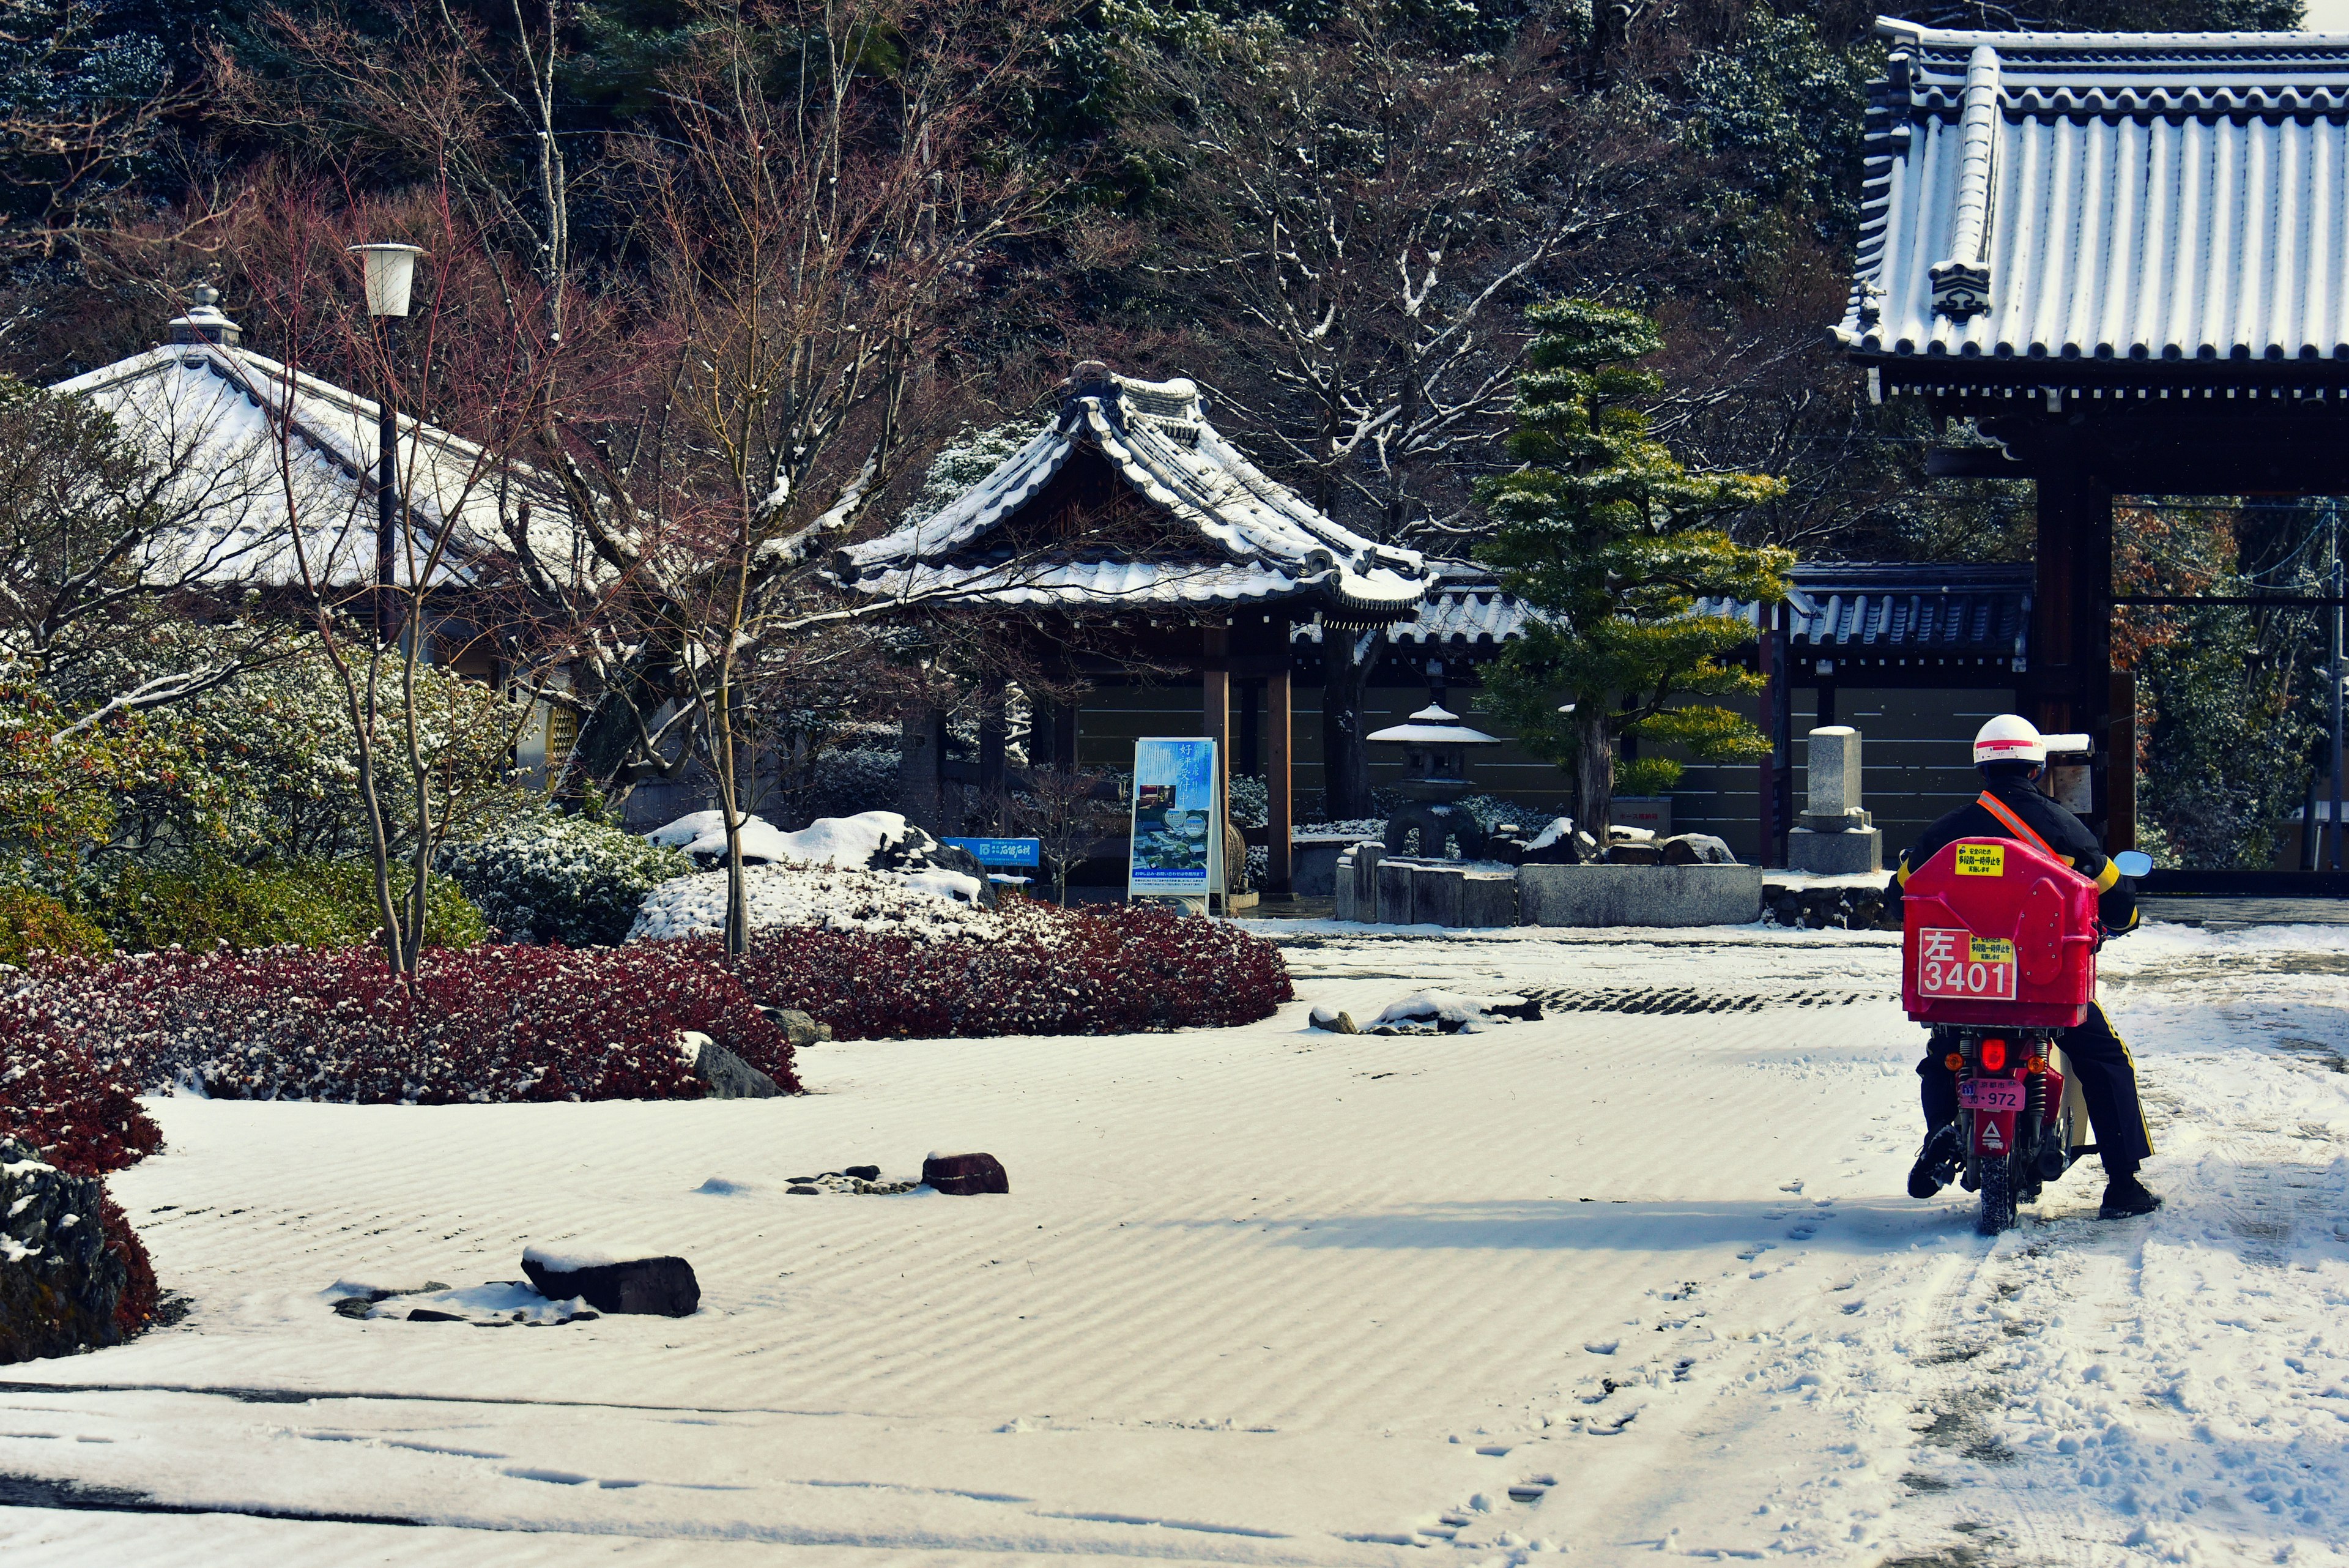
[521,1247,700,1317]
[1308,1003,1360,1033]
[1659,834,1738,866]
[681,1031,782,1099]
[922,1151,1010,1195]
[787,1185,821,1195]
[0,1137,136,1364]
[765,1011,831,1048]
[1604,842,1662,865]
[842,1165,881,1181]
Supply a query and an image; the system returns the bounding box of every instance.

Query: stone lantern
[1368,703,1503,859]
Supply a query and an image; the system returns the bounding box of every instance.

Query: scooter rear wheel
[1978,1154,2017,1235]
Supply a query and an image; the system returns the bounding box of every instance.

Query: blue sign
[942,836,1041,868]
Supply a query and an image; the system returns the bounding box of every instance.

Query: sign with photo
[1127,738,1222,899]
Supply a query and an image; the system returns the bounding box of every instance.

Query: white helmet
[1973,714,2046,767]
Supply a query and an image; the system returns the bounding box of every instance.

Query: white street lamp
[349,242,426,318]
[350,242,428,647]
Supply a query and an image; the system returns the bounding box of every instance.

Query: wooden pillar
[897,700,944,830]
[1267,665,1294,897]
[2031,462,2085,734]
[1203,625,1232,870]
[1756,603,1779,868]
[2077,481,2115,842]
[978,677,1007,800]
[2107,669,2137,852]
[1051,700,1078,771]
[1239,679,1261,777]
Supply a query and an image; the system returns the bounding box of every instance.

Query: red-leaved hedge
[3,941,799,1113]
[0,1022,163,1178]
[735,901,1294,1038]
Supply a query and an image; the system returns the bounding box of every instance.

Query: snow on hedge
[645,809,933,869]
[628,861,996,943]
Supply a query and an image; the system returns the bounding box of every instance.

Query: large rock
[1659,833,1739,866]
[922,1151,1010,1195]
[0,1139,135,1364]
[757,1007,833,1049]
[521,1245,700,1317]
[1518,863,1765,927]
[679,1031,782,1099]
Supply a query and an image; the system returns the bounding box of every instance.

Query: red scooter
[1901,836,2116,1234]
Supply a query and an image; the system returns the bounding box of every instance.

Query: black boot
[1908,1121,1963,1199]
[2099,1173,2163,1219]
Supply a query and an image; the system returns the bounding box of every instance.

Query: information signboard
[941,837,1042,868]
[1127,737,1222,899]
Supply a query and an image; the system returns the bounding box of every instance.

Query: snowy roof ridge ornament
[167,283,241,349]
[833,360,1432,621]
[1926,45,1998,321]
[1841,18,2349,369]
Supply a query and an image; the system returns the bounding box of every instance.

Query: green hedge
[0,886,112,967]
[98,860,488,955]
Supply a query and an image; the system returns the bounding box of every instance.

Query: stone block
[1460,872,1518,928]
[1412,864,1465,927]
[1333,852,1358,921]
[1805,726,1862,818]
[1517,863,1765,928]
[1786,825,1884,875]
[1376,857,1417,924]
[922,1151,1010,1195]
[1292,841,1347,897]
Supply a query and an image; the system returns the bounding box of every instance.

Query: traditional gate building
[1836,19,2349,850]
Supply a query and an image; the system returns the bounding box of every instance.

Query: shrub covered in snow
[439,816,691,946]
[630,860,992,943]
[732,902,1293,1039]
[3,942,798,1106]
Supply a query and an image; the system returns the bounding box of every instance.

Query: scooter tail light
[1979,1038,2008,1071]
[1943,1052,1964,1071]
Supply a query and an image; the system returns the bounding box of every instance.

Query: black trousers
[1917,1000,2154,1176]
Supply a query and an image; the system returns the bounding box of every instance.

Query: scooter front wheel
[1978,1153,2017,1235]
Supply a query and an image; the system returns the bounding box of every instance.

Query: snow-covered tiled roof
[51,339,560,589]
[838,372,1430,621]
[1300,560,2032,669]
[1839,21,2349,377]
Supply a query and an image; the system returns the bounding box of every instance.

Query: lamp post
[350,243,426,649]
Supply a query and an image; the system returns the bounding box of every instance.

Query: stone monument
[1786,725,1882,874]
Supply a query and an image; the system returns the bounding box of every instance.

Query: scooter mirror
[2113,850,2153,879]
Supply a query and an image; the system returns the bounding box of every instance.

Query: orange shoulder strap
[1976,790,2055,858]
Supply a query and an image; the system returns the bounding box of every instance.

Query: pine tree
[1475,300,1794,838]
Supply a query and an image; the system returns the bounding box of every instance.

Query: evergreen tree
[1475,300,1794,836]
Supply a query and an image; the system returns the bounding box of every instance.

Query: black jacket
[1885,778,2139,934]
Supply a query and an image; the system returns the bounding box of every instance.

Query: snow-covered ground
[6,920,2349,1566]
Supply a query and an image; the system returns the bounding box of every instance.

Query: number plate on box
[1959,1078,2025,1112]
[1917,929,2018,1000]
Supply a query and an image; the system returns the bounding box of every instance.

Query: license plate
[1959,1078,2025,1112]
[1918,928,2018,1000]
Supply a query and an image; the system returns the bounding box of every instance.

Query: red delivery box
[1901,836,2099,1028]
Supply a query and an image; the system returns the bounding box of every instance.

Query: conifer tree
[1475,300,1794,838]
